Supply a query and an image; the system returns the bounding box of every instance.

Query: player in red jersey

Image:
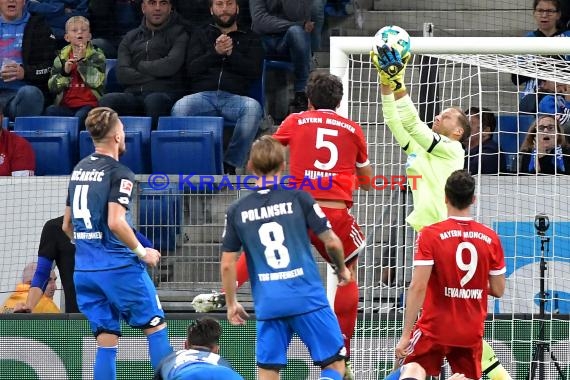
[396,170,506,380]
[272,72,372,378]
[192,71,372,379]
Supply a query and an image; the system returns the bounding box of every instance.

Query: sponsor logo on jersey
[120,179,133,196]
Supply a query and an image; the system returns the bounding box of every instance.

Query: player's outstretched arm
[221,251,249,325]
[372,49,418,154]
[318,229,351,285]
[395,95,461,159]
[108,203,161,266]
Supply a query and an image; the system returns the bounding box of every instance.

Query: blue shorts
[256,306,346,369]
[74,264,165,335]
[172,363,244,380]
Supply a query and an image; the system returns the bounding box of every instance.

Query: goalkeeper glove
[371,45,411,92]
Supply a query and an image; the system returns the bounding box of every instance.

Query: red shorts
[403,329,483,379]
[309,207,365,265]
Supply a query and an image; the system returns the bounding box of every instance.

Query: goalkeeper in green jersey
[371,46,512,380]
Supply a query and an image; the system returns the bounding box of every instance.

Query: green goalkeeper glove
[371,45,411,92]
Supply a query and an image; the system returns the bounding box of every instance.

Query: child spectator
[46,16,105,129]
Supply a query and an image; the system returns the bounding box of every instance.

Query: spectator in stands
[175,0,251,31]
[512,0,570,101]
[27,0,89,44]
[519,114,570,174]
[46,16,105,129]
[250,0,312,114]
[171,0,264,175]
[464,107,503,174]
[1,262,60,313]
[0,106,35,176]
[311,0,325,53]
[13,215,78,313]
[535,83,570,137]
[519,79,563,114]
[98,0,188,129]
[89,0,142,59]
[0,0,57,120]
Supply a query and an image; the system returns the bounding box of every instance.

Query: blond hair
[65,16,90,32]
[85,107,120,143]
[249,136,285,175]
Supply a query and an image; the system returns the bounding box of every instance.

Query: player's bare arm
[220,251,249,325]
[318,229,351,285]
[356,164,373,191]
[62,206,74,241]
[396,265,432,359]
[489,274,506,298]
[108,202,161,267]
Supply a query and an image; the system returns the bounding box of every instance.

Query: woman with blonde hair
[519,114,570,174]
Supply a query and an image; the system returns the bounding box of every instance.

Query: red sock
[334,280,359,358]
[222,252,250,292]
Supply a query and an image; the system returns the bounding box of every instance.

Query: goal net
[330,36,570,379]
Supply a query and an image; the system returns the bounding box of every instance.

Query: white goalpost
[329,36,570,379]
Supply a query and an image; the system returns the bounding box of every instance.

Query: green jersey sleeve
[397,95,464,160]
[381,93,421,154]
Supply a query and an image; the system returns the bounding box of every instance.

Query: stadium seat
[119,116,152,173]
[78,116,152,173]
[14,130,73,175]
[14,116,80,163]
[138,184,181,252]
[105,59,123,93]
[151,130,217,175]
[495,114,535,154]
[78,130,92,158]
[157,116,224,174]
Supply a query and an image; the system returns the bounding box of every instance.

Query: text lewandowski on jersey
[146,172,421,192]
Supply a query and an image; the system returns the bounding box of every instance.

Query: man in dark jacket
[98,0,188,129]
[172,0,263,174]
[464,107,504,174]
[250,0,312,113]
[0,0,56,120]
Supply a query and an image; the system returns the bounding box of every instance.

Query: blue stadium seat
[78,116,152,173]
[14,130,73,175]
[120,116,152,173]
[157,116,223,174]
[105,59,123,93]
[14,116,80,164]
[78,130,92,159]
[495,114,535,154]
[151,130,217,175]
[138,184,181,252]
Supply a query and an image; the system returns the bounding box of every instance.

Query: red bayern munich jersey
[273,109,369,207]
[413,216,506,347]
